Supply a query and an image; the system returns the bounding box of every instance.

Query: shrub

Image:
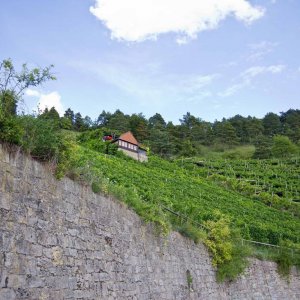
[91,182,101,193]
[272,135,298,158]
[0,116,23,144]
[276,248,293,279]
[216,241,250,282]
[186,270,193,290]
[19,116,61,161]
[222,145,255,160]
[204,211,233,267]
[203,211,251,282]
[177,223,206,244]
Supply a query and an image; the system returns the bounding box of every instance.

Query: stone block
[0,288,16,300]
[0,192,11,210]
[31,244,43,257]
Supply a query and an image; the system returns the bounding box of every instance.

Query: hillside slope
[67,144,300,245]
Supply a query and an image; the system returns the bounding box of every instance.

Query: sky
[0,0,299,123]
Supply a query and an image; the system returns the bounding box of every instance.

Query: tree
[190,121,212,145]
[262,112,282,137]
[60,117,73,130]
[0,59,55,145]
[74,112,85,131]
[39,107,60,128]
[253,135,272,159]
[0,90,17,118]
[64,108,75,127]
[83,116,94,129]
[96,110,111,127]
[228,115,247,142]
[107,109,129,132]
[148,128,172,157]
[213,120,239,146]
[228,115,263,144]
[271,135,298,158]
[129,113,149,141]
[245,117,263,143]
[40,106,59,120]
[148,113,166,129]
[280,109,300,143]
[0,58,55,118]
[180,112,199,129]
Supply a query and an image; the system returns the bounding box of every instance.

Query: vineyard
[65,143,300,246]
[177,157,300,217]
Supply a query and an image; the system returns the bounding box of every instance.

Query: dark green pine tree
[64,108,75,127]
[74,112,85,131]
[262,112,282,137]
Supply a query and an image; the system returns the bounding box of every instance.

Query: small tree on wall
[0,58,55,118]
[0,58,56,145]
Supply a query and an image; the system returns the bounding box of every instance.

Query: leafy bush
[204,211,233,267]
[272,135,298,158]
[203,211,250,282]
[0,116,23,144]
[19,116,61,160]
[216,241,250,282]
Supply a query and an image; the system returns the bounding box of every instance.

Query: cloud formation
[71,60,217,109]
[241,65,285,79]
[247,41,278,61]
[90,0,264,43]
[219,64,285,97]
[25,89,64,116]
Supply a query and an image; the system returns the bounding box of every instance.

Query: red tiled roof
[118,131,138,145]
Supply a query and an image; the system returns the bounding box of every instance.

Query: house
[112,131,148,162]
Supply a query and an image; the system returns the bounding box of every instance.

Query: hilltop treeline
[38,107,300,158]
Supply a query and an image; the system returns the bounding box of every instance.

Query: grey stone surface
[0,144,299,299]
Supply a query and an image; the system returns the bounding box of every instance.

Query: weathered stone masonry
[0,144,299,299]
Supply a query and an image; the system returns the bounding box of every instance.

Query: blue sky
[1,0,299,123]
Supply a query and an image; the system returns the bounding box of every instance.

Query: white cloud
[25,89,41,97]
[247,41,278,61]
[39,92,64,116]
[71,60,217,108]
[242,64,285,78]
[218,83,245,97]
[90,0,264,43]
[25,89,64,116]
[219,64,285,97]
